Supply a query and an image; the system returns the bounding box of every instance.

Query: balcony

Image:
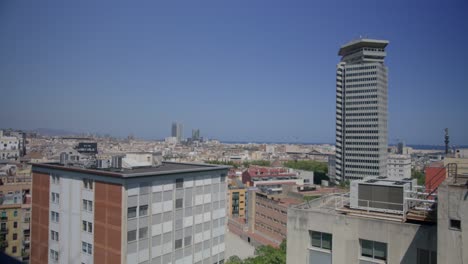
[0,228,8,234]
[0,216,7,222]
[0,240,8,249]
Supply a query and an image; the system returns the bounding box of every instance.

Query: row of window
[346,112,379,117]
[128,205,148,219]
[346,164,380,170]
[346,65,378,72]
[345,147,379,152]
[345,71,377,77]
[346,118,378,122]
[345,159,380,164]
[346,77,378,83]
[255,222,286,239]
[346,100,378,106]
[345,82,378,88]
[345,135,379,139]
[345,130,380,134]
[346,106,378,111]
[345,170,380,176]
[310,230,390,262]
[346,88,378,94]
[51,175,94,190]
[346,142,379,146]
[344,153,380,158]
[345,124,378,128]
[256,212,287,227]
[346,94,378,100]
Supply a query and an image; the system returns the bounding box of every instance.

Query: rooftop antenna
[444,128,449,155]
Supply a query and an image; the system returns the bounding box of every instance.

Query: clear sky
[1,0,467,145]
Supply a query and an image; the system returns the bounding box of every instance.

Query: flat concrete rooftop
[32,161,229,178]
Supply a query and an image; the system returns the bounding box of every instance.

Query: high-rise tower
[335,39,389,181]
[171,122,183,142]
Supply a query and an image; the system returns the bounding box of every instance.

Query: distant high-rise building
[171,122,183,142]
[335,39,389,181]
[192,129,200,141]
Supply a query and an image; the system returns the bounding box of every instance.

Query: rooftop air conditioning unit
[350,177,416,214]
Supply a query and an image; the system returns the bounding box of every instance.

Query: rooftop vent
[366,179,378,183]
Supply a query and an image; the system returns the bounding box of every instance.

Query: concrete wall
[287,206,436,264]
[437,179,468,264]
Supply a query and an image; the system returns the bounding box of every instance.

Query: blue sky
[0,0,467,145]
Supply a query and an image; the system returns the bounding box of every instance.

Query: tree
[226,240,287,264]
[412,169,425,185]
[226,255,243,264]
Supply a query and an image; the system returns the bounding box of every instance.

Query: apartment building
[226,180,246,219]
[31,160,229,264]
[387,154,411,179]
[287,177,438,264]
[247,189,301,247]
[0,176,31,262]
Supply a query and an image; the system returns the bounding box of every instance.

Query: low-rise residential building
[242,166,302,189]
[31,156,229,264]
[0,132,20,161]
[387,154,411,179]
[227,180,246,219]
[0,171,32,262]
[247,189,301,247]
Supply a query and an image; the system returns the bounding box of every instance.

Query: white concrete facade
[0,135,20,160]
[124,171,227,264]
[287,199,437,264]
[387,154,411,179]
[48,172,96,264]
[335,39,389,181]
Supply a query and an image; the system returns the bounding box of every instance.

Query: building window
[12,246,17,253]
[82,221,92,233]
[175,238,182,249]
[128,207,137,218]
[417,248,436,264]
[51,230,59,241]
[52,175,60,184]
[51,192,60,204]
[176,198,183,209]
[82,199,93,212]
[13,222,17,228]
[139,227,148,239]
[82,242,92,255]
[83,179,93,190]
[139,205,148,217]
[127,230,137,242]
[50,249,59,262]
[184,235,192,246]
[450,219,461,230]
[361,239,387,261]
[310,231,332,250]
[13,210,18,217]
[13,233,17,240]
[176,178,184,189]
[51,211,60,222]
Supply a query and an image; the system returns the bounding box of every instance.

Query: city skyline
[1,1,467,144]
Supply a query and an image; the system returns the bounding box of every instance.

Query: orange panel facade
[30,172,50,264]
[94,181,123,264]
